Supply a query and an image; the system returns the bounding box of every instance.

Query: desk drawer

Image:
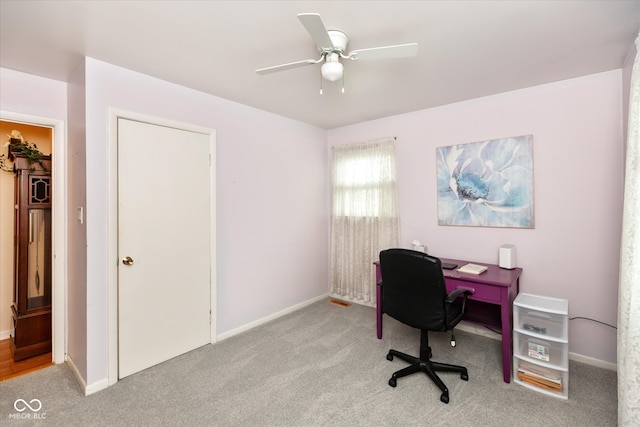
[446,278,502,304]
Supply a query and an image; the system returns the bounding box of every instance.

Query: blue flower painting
[437,135,534,228]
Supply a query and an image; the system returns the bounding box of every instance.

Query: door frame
[0,110,67,365]
[107,109,217,386]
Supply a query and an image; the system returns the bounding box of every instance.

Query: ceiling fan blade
[297,13,334,50]
[256,59,319,75]
[348,43,418,61]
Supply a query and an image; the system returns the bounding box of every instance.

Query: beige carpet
[0,298,617,426]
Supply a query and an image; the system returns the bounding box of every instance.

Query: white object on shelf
[513,293,569,400]
[499,244,516,269]
[411,240,425,252]
[457,263,488,275]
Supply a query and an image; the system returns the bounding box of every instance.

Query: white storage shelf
[513,293,569,400]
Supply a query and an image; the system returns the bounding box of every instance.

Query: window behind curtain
[330,137,400,305]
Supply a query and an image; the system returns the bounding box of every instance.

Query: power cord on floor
[569,316,617,329]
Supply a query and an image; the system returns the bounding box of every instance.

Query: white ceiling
[1,1,639,129]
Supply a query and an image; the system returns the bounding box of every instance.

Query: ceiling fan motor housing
[326,30,349,53]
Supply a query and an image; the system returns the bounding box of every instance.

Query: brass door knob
[122,256,134,266]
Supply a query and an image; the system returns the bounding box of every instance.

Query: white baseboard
[456,321,617,371]
[65,354,107,395]
[217,293,329,341]
[85,377,109,395]
[0,330,10,340]
[66,354,109,396]
[569,351,617,371]
[65,354,86,393]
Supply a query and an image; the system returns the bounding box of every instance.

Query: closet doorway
[0,115,66,377]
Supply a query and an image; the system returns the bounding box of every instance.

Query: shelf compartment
[515,308,567,340]
[514,331,569,369]
[514,358,568,400]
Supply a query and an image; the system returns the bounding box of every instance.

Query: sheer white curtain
[330,137,400,305]
[619,33,640,426]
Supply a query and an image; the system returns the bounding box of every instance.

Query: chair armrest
[445,288,472,318]
[445,287,472,304]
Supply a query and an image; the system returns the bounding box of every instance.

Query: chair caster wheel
[440,393,449,404]
[386,353,393,361]
[461,372,469,381]
[388,377,397,387]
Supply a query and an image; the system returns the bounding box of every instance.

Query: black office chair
[379,248,472,404]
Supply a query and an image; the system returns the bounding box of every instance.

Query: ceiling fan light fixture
[321,59,343,82]
[256,13,418,89]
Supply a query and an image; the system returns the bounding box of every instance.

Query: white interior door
[117,118,212,379]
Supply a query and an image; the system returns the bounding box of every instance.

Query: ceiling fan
[256,13,418,91]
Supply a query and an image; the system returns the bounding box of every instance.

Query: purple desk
[375,258,522,383]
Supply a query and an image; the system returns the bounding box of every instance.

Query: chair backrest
[380,248,448,331]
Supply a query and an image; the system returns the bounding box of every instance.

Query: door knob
[122,256,134,266]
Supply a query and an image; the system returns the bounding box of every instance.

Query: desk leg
[376,284,382,339]
[500,297,512,383]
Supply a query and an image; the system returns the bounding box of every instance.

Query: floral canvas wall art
[436,135,534,228]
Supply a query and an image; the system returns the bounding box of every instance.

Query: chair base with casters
[386,329,468,404]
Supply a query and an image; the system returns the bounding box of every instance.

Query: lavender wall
[0,68,67,118]
[0,62,330,389]
[81,58,329,386]
[328,70,624,365]
[66,62,88,381]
